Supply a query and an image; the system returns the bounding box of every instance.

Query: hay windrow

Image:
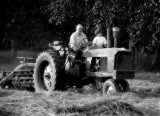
[1,64,160,115]
[0,107,19,116]
[55,100,144,116]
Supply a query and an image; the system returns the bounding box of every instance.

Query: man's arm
[79,33,88,49]
[69,33,76,50]
[92,37,97,47]
[82,34,88,45]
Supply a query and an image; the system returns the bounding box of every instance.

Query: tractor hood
[83,47,129,57]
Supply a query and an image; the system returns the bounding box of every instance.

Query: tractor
[33,40,134,95]
[0,27,134,96]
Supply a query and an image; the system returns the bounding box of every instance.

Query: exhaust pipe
[107,27,120,48]
[113,27,120,48]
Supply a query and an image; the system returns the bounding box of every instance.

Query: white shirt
[69,32,88,50]
[92,36,107,48]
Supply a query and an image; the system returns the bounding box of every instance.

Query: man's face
[77,28,83,34]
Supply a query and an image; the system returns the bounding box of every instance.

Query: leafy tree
[2,0,50,52]
[47,0,131,43]
[127,0,160,53]
[2,0,160,61]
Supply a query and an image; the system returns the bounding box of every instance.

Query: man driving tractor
[69,24,88,60]
[65,24,88,74]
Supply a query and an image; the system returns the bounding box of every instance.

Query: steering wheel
[79,38,88,49]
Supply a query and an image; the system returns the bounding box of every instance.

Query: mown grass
[0,90,145,116]
[55,99,143,116]
[0,51,160,116]
[0,108,17,116]
[0,74,160,116]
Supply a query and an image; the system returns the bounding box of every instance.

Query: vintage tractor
[0,27,134,96]
[32,40,134,95]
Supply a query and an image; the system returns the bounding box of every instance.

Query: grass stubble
[0,51,160,116]
[0,76,160,116]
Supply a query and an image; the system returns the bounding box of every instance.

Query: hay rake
[0,57,36,89]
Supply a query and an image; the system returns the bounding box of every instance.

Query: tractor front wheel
[115,79,130,92]
[102,79,120,96]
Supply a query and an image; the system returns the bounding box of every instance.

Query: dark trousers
[70,48,83,60]
[75,49,83,60]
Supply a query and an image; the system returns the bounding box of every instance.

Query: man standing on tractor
[69,24,88,60]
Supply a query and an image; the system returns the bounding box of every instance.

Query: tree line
[1,0,160,56]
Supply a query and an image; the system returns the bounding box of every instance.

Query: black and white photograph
[0,0,160,116]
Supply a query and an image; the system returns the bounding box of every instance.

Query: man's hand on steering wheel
[79,38,88,50]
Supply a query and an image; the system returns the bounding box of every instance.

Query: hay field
[0,72,160,116]
[0,51,160,116]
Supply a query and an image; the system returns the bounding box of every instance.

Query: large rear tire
[102,79,120,96]
[33,51,62,93]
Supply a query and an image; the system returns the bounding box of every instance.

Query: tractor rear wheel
[102,79,120,96]
[115,79,130,92]
[33,51,62,93]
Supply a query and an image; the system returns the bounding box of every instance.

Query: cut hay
[1,58,160,115]
[151,85,160,94]
[0,107,18,116]
[55,100,144,116]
